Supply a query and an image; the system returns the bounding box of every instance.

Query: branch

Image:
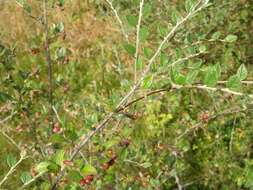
[134,0,145,83]
[117,88,172,112]
[50,1,210,189]
[155,51,205,78]
[43,0,54,128]
[0,111,17,125]
[0,130,21,151]
[18,172,45,190]
[172,83,253,99]
[218,80,253,85]
[0,151,28,188]
[0,112,20,150]
[14,0,42,24]
[105,0,129,42]
[174,175,183,190]
[176,106,251,141]
[115,0,208,110]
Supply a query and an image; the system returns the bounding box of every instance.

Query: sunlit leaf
[20,172,32,184]
[237,64,247,81]
[224,34,238,43]
[227,75,241,91]
[6,154,17,168]
[81,165,97,176]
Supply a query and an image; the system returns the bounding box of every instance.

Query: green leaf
[56,47,67,59]
[123,44,136,56]
[140,26,149,42]
[171,10,182,24]
[136,56,143,70]
[142,75,153,88]
[175,74,187,85]
[143,47,154,59]
[158,25,167,37]
[227,75,241,91]
[0,92,12,103]
[211,31,221,40]
[53,150,65,166]
[126,15,138,27]
[81,165,97,176]
[160,53,169,67]
[224,34,238,43]
[67,170,83,182]
[6,154,17,167]
[35,161,51,173]
[185,0,194,12]
[141,162,152,168]
[143,3,152,17]
[204,66,219,87]
[20,172,32,184]
[186,70,199,84]
[199,45,207,52]
[237,64,247,80]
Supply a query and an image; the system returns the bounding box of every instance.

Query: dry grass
[0,1,121,58]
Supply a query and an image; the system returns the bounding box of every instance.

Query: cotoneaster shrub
[0,0,252,190]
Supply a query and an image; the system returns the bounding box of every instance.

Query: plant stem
[43,0,54,128]
[0,154,28,188]
[50,1,210,189]
[105,0,129,42]
[134,0,144,83]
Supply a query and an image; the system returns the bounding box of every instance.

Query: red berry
[119,139,131,147]
[200,112,209,123]
[53,122,62,133]
[85,175,94,182]
[53,126,61,133]
[30,167,37,177]
[102,163,110,170]
[79,178,86,186]
[63,160,73,166]
[79,175,94,186]
[16,126,24,132]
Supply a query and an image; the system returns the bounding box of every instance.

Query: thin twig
[43,0,54,128]
[218,80,253,85]
[175,175,183,190]
[176,106,249,141]
[52,106,62,124]
[14,0,42,23]
[156,52,205,77]
[105,0,129,42]
[172,83,253,99]
[134,0,145,83]
[229,116,237,154]
[50,2,209,189]
[116,0,207,110]
[0,111,17,125]
[18,172,45,190]
[0,112,20,150]
[0,152,28,188]
[0,130,20,151]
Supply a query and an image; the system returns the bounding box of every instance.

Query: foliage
[0,0,252,190]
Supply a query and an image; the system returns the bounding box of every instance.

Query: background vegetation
[0,0,252,189]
